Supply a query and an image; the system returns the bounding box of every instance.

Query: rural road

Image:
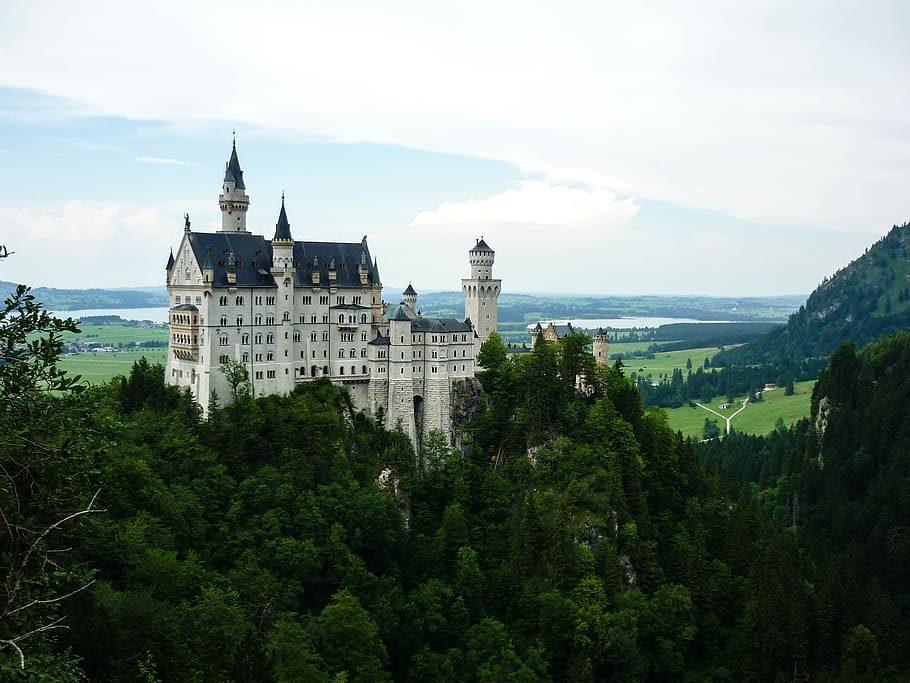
[695,398,749,434]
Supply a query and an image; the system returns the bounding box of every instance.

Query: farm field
[59,349,168,384]
[663,380,815,439]
[65,322,169,346]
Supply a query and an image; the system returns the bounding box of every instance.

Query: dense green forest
[700,330,910,681]
[1,285,902,681]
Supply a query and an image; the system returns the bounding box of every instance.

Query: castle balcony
[170,304,199,361]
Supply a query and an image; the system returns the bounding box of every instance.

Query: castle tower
[593,327,610,365]
[462,237,501,354]
[271,195,296,393]
[218,138,250,233]
[402,283,418,315]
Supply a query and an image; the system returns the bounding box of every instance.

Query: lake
[51,309,740,330]
[527,317,736,330]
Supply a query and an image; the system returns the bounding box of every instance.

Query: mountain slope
[713,222,910,376]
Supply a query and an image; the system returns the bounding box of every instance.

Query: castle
[165,141,501,446]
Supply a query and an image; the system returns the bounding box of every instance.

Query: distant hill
[713,222,910,377]
[415,291,801,324]
[0,281,168,310]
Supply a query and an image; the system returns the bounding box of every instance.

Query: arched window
[220,316,228,326]
[362,365,367,374]
[236,316,243,326]
[338,314,344,324]
[338,349,345,358]
[349,348,356,358]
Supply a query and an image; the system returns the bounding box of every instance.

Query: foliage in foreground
[5,320,904,680]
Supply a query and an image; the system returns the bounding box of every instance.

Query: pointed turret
[273,193,293,242]
[271,194,295,274]
[219,136,250,233]
[166,248,175,271]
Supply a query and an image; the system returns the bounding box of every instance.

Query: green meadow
[662,380,815,439]
[616,346,722,380]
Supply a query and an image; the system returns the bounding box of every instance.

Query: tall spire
[224,140,245,190]
[219,136,250,232]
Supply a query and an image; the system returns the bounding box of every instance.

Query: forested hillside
[713,222,910,379]
[2,284,902,681]
[702,330,910,680]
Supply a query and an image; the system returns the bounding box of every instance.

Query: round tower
[593,328,610,365]
[219,137,250,233]
[462,237,502,354]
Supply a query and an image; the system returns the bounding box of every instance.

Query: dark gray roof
[384,303,414,321]
[273,197,292,242]
[403,283,417,296]
[330,303,370,310]
[411,317,473,333]
[224,141,246,189]
[173,303,198,311]
[471,238,493,252]
[368,333,390,346]
[187,232,381,289]
[166,249,174,270]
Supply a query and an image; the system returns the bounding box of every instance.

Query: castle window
[311,315,317,324]
[338,349,345,358]
[336,296,345,305]
[351,365,356,374]
[218,336,228,347]
[267,370,276,379]
[195,296,201,305]
[339,366,344,375]
[235,296,244,305]
[255,296,262,305]
[319,295,329,305]
[255,314,262,325]
[310,332,317,342]
[338,314,344,324]
[349,348,356,358]
[266,316,275,325]
[432,366,437,373]
[322,315,329,323]
[266,333,274,344]
[236,316,243,326]
[175,296,181,304]
[267,352,274,361]
[242,352,249,362]
[219,296,228,306]
[256,353,263,362]
[241,333,249,344]
[255,334,262,344]
[302,295,312,305]
[255,371,263,380]
[219,354,228,363]
[293,332,301,342]
[353,296,361,305]
[266,296,275,306]
[361,332,367,341]
[220,316,228,326]
[323,365,329,374]
[322,332,329,341]
[361,349,367,357]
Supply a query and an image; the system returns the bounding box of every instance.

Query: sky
[1,1,909,297]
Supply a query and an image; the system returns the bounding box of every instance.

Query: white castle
[165,141,501,446]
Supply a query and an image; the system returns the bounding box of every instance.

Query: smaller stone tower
[462,237,502,355]
[271,195,296,393]
[219,138,250,233]
[402,283,418,315]
[593,328,610,365]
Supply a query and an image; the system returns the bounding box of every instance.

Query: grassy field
[619,346,721,380]
[59,349,168,385]
[663,380,815,439]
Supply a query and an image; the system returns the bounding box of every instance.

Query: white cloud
[410,181,638,231]
[0,202,176,288]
